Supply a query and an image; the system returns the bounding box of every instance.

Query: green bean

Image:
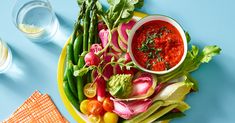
[66,61,77,98]
[73,32,83,64]
[63,81,80,110]
[77,76,85,103]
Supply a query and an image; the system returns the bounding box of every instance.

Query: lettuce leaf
[158,45,221,86]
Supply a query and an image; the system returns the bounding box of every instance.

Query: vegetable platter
[57,0,221,123]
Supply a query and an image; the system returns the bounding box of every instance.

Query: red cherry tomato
[87,100,103,115]
[102,98,114,112]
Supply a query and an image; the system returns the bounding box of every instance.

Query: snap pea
[77,76,85,103]
[73,32,83,63]
[67,44,74,64]
[63,81,80,110]
[77,51,88,68]
[66,61,77,98]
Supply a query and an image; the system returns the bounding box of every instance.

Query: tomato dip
[132,20,184,71]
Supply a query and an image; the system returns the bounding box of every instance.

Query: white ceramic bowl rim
[128,15,188,75]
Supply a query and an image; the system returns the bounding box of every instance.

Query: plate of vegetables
[57,0,221,123]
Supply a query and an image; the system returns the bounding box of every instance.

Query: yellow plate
[57,12,149,123]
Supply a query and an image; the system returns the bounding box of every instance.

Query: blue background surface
[0,0,235,122]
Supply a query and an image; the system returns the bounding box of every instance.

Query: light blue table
[0,0,235,123]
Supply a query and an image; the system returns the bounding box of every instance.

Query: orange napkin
[3,91,69,123]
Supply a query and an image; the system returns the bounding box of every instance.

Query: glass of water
[0,39,13,74]
[12,0,59,43]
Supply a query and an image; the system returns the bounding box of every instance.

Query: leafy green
[158,45,221,83]
[106,0,144,28]
[185,31,191,43]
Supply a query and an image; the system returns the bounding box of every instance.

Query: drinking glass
[12,0,59,43]
[0,39,13,73]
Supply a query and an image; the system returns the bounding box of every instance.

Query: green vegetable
[106,0,144,28]
[142,104,178,123]
[63,81,80,110]
[83,1,92,51]
[158,45,221,83]
[67,62,78,98]
[77,51,87,68]
[67,44,74,64]
[123,101,164,123]
[77,76,85,103]
[152,82,193,102]
[88,6,97,51]
[185,31,191,43]
[155,112,186,122]
[107,74,133,98]
[73,33,83,64]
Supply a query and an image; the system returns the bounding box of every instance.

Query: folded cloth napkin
[3,91,68,123]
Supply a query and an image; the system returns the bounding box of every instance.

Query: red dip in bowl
[131,20,184,71]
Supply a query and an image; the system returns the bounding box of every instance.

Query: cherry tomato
[103,112,118,123]
[88,114,102,123]
[102,98,114,112]
[84,83,97,98]
[87,100,103,115]
[80,100,89,115]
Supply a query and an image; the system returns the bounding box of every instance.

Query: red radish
[118,19,136,44]
[118,37,127,52]
[102,64,114,81]
[111,29,122,52]
[132,77,152,96]
[90,44,103,55]
[124,52,131,63]
[113,65,122,74]
[112,99,152,119]
[98,21,107,32]
[96,76,106,102]
[110,48,122,56]
[99,29,109,48]
[103,53,118,64]
[85,52,100,66]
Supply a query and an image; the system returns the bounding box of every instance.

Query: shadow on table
[37,14,73,55]
[0,47,47,96]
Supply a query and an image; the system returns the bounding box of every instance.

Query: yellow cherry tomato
[103,112,118,123]
[80,100,89,115]
[84,83,97,98]
[88,114,102,123]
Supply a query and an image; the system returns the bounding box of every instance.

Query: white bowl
[128,15,188,75]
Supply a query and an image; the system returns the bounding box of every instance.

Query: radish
[98,21,107,32]
[84,52,100,66]
[99,29,109,48]
[118,19,136,44]
[112,99,152,119]
[118,37,127,52]
[90,43,103,55]
[111,29,122,52]
[96,76,106,102]
[124,52,131,63]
